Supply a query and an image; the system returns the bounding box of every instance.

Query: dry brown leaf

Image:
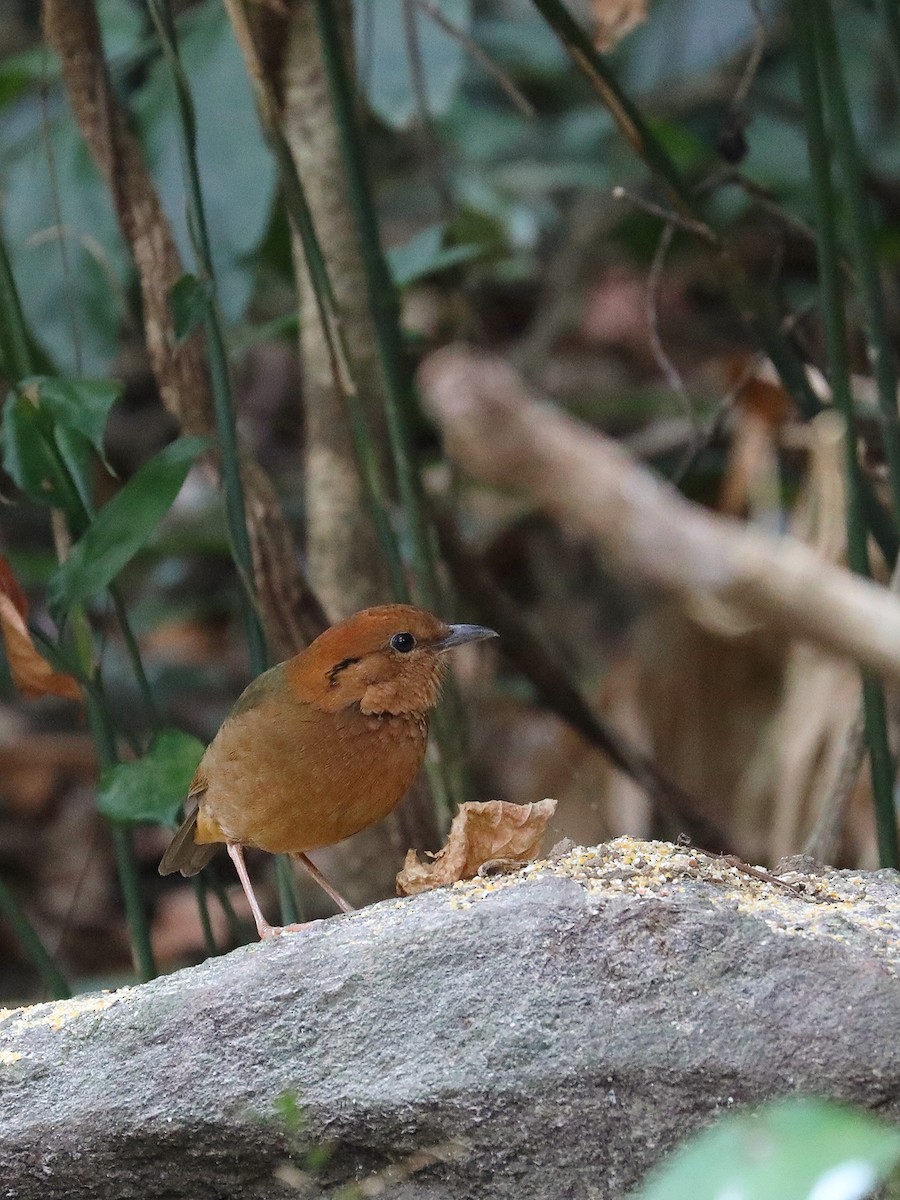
[725,353,794,429]
[591,0,648,51]
[0,557,83,702]
[396,798,557,896]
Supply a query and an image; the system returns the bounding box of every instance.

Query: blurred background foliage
[0,0,899,1009]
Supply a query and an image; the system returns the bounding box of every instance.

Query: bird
[158,603,497,939]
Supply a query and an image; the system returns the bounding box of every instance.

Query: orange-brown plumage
[159,604,496,938]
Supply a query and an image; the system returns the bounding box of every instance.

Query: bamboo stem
[0,230,37,381]
[145,0,268,678]
[813,1,900,531]
[791,0,899,869]
[189,876,218,958]
[87,688,158,980]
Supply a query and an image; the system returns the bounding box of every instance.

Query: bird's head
[289,604,498,716]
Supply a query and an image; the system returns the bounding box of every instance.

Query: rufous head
[289,604,498,716]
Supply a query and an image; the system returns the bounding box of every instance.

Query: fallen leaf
[591,0,648,51]
[0,557,82,701]
[725,353,794,429]
[396,799,557,896]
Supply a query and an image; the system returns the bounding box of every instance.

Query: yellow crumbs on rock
[0,1049,24,1065]
[441,836,899,973]
[0,988,132,1038]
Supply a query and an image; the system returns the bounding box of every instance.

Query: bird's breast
[195,699,429,854]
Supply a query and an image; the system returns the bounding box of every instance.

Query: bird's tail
[158,805,218,877]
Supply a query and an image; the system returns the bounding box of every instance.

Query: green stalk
[87,685,158,979]
[814,2,900,531]
[0,228,36,381]
[310,0,441,611]
[528,0,692,209]
[189,875,218,957]
[0,875,71,999]
[875,0,900,101]
[310,0,472,816]
[110,586,160,730]
[145,0,268,678]
[275,858,301,926]
[206,869,247,944]
[223,0,406,599]
[268,127,407,600]
[791,0,899,869]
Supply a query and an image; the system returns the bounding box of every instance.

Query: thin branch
[793,0,899,868]
[412,0,536,119]
[731,0,768,114]
[645,220,699,444]
[403,0,453,219]
[420,347,900,686]
[611,186,716,243]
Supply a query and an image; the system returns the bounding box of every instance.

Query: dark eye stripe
[327,656,361,685]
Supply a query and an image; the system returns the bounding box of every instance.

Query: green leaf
[1,377,121,523]
[98,729,206,826]
[1,392,82,512]
[25,376,121,459]
[47,436,209,620]
[631,1098,900,1200]
[168,274,211,342]
[387,223,483,287]
[354,0,470,129]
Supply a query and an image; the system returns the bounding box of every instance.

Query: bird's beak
[434,623,499,652]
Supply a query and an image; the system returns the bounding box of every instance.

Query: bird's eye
[390,632,416,653]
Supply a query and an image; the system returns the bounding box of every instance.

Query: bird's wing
[158,797,215,876]
[187,764,207,801]
[228,661,288,719]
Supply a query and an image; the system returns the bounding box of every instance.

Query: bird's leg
[293,852,355,914]
[227,843,313,940]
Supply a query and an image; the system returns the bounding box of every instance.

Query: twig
[412,0,536,119]
[403,0,453,219]
[731,0,768,114]
[645,220,700,450]
[611,186,716,243]
[678,839,809,897]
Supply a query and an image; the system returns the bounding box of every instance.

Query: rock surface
[1,838,898,1200]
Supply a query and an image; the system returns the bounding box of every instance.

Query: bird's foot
[258,919,320,940]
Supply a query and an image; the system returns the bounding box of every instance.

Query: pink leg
[293,852,355,914]
[227,844,313,940]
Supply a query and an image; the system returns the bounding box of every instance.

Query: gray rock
[1,839,898,1200]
